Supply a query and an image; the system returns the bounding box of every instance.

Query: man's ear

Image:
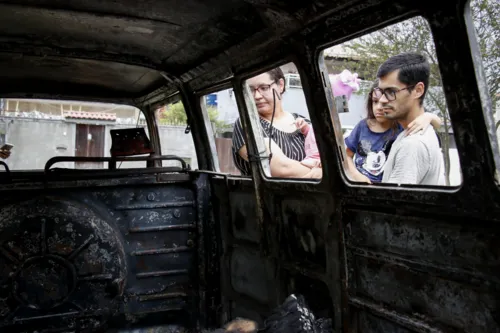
[414,82,425,100]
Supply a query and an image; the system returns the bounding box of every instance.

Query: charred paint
[0,172,207,332]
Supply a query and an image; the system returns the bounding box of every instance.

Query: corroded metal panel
[230,192,260,243]
[345,209,500,332]
[0,174,204,332]
[230,247,274,304]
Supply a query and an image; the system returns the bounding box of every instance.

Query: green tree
[471,0,499,109]
[157,101,231,135]
[339,0,498,184]
[207,106,232,135]
[158,101,188,125]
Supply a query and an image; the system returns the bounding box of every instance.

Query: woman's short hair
[267,67,286,93]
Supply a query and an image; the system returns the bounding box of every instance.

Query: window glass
[154,100,198,169]
[241,62,322,179]
[200,88,242,175]
[468,0,500,177]
[321,16,462,187]
[0,99,150,170]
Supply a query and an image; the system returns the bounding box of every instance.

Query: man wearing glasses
[376,53,445,185]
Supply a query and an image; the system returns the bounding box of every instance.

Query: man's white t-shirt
[382,126,445,185]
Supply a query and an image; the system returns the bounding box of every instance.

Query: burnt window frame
[234,58,325,184]
[193,80,252,178]
[0,98,156,173]
[315,14,465,192]
[150,94,199,170]
[463,0,500,184]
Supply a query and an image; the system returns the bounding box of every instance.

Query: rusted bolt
[147,193,156,201]
[186,239,194,248]
[174,209,181,218]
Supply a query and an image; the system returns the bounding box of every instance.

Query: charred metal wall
[344,209,499,332]
[199,1,500,332]
[0,173,207,332]
[211,177,337,327]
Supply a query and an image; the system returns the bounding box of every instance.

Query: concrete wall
[282,87,311,119]
[337,93,368,127]
[1,117,76,169]
[158,125,198,169]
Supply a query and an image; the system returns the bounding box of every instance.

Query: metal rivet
[174,209,181,218]
[147,193,156,201]
[186,239,194,247]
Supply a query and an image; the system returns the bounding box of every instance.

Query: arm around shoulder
[406,113,442,136]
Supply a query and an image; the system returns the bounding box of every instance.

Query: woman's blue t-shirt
[344,120,404,183]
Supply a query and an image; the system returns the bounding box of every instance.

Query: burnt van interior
[0,0,498,332]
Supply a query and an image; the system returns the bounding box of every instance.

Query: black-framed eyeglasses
[249,81,276,95]
[372,85,415,101]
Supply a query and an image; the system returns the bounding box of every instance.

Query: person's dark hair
[366,79,379,121]
[376,52,430,106]
[267,67,286,94]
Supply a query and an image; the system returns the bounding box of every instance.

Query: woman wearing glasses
[232,68,322,178]
[344,80,441,184]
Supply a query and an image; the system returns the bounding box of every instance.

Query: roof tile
[64,111,117,121]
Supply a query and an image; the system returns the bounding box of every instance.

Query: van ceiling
[0,0,359,101]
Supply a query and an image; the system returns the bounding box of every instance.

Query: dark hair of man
[376,53,430,106]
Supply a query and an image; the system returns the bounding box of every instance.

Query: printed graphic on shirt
[344,120,402,183]
[355,139,393,177]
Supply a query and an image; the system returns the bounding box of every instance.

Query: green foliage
[344,16,446,114]
[157,101,231,135]
[342,0,498,110]
[471,0,499,106]
[207,106,232,135]
[158,101,188,125]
